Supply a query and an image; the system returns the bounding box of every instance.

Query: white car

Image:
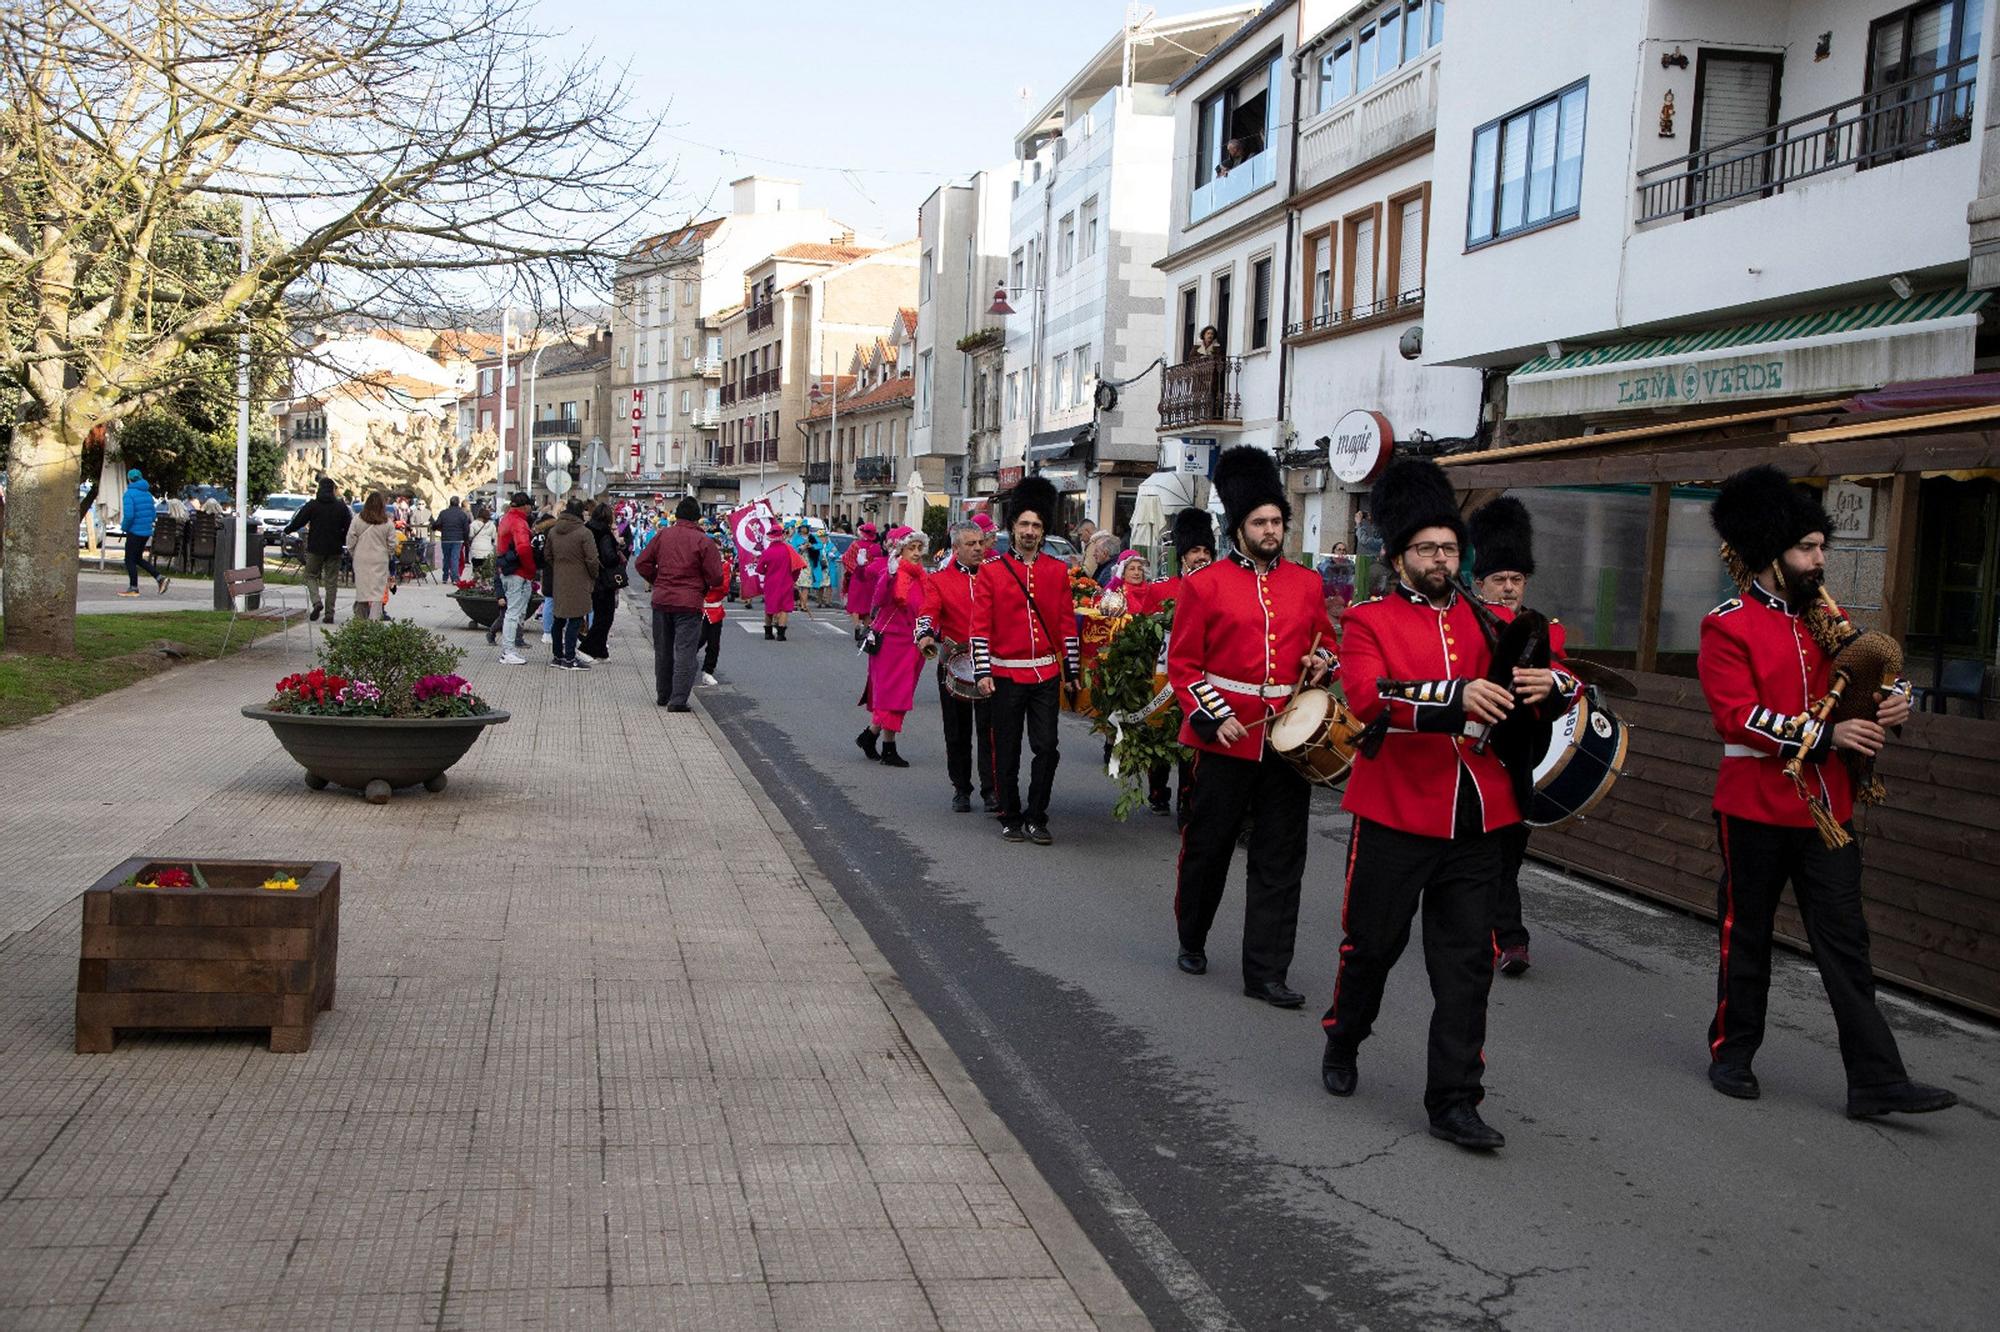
[249,493,313,541]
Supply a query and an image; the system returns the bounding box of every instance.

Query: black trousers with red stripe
[1321,817,1503,1116]
[1709,813,1907,1089]
[1174,748,1310,987]
[1492,821,1532,952]
[937,666,996,800]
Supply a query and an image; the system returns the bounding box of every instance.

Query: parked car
[249,492,312,541]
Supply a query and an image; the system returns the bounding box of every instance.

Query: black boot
[879,740,909,768]
[1429,1103,1505,1150]
[856,728,880,761]
[777,625,787,641]
[764,623,774,640]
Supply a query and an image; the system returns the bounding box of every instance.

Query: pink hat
[886,525,914,544]
[969,511,996,533]
[1116,549,1143,567]
[858,522,879,538]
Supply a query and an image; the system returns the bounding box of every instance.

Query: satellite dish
[544,469,573,496]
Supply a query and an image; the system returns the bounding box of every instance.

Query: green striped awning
[1510,288,1990,378]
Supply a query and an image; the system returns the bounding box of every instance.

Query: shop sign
[1614,357,1785,408]
[997,465,1024,489]
[1826,480,1872,541]
[1329,410,1394,486]
[1173,439,1217,476]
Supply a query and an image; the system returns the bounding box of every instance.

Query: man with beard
[972,476,1079,846]
[1698,465,1955,1119]
[1466,496,1568,978]
[1320,459,1573,1151]
[1169,450,1336,1006]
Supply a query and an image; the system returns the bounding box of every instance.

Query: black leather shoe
[1176,949,1206,976]
[1847,1080,1959,1119]
[1708,1062,1760,1100]
[1429,1103,1504,1150]
[981,793,1001,813]
[666,703,692,714]
[1026,822,1053,846]
[1243,980,1305,1009]
[856,728,879,761]
[951,793,972,813]
[1321,1035,1357,1097]
[1000,823,1026,843]
[878,744,909,769]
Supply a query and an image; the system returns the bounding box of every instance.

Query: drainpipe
[1279,16,1308,555]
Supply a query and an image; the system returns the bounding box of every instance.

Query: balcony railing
[289,422,326,441]
[1297,56,1440,195]
[805,461,832,484]
[693,356,722,378]
[1636,55,1977,225]
[741,369,779,398]
[1157,356,1243,430]
[690,406,721,429]
[1285,288,1423,338]
[853,455,895,487]
[1188,145,1277,225]
[746,301,776,333]
[531,417,582,438]
[720,384,737,406]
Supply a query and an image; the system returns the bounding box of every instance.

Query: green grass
[0,611,288,728]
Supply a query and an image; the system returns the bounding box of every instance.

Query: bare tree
[0,0,667,654]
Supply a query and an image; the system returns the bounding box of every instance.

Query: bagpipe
[1784,583,1907,849]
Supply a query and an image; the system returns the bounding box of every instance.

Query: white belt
[1205,672,1292,699]
[1723,744,1763,759]
[992,655,1056,669]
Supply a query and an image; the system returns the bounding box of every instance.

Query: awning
[1505,288,1990,419]
[1027,427,1085,462]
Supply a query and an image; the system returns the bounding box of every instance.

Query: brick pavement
[0,583,1143,1330]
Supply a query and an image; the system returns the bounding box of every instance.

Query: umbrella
[1129,492,1165,554]
[901,475,927,535]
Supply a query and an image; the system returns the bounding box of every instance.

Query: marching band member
[1467,496,1566,978]
[1699,466,1955,1118]
[1133,509,1216,818]
[1169,447,1336,1007]
[1321,459,1574,1151]
[973,476,1079,846]
[918,522,999,814]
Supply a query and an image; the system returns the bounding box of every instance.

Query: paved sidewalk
[0,583,1142,1329]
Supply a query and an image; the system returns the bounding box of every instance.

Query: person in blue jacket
[119,468,169,597]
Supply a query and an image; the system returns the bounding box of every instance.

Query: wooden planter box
[77,858,339,1053]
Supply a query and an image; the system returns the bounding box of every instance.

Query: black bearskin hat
[1171,506,1216,559]
[1368,457,1466,557]
[1213,445,1290,537]
[1710,464,1832,577]
[1005,474,1061,532]
[1469,496,1535,580]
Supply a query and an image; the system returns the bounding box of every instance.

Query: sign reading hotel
[1614,357,1786,408]
[1329,409,1394,486]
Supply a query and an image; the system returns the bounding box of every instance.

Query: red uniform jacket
[1168,553,1337,762]
[1340,586,1578,839]
[1698,580,1879,827]
[971,551,1079,686]
[918,557,981,645]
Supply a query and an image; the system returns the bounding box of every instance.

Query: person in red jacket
[1321,460,1574,1152]
[972,476,1078,846]
[494,491,539,665]
[635,497,726,711]
[1466,496,1568,979]
[1698,465,1954,1119]
[1168,448,1336,1008]
[700,546,735,686]
[918,521,998,813]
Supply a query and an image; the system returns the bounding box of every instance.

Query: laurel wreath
[1083,605,1191,820]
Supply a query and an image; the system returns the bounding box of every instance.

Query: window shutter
[1397,200,1425,296]
[1352,217,1376,310]
[1695,56,1779,207]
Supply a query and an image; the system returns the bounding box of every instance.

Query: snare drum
[940,643,983,702]
[1526,689,1629,827]
[1268,687,1367,788]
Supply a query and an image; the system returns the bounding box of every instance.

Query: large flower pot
[449,589,540,629]
[242,707,510,803]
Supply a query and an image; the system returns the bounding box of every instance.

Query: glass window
[1319,43,1354,112]
[1058,213,1076,272]
[1072,347,1089,404]
[1555,84,1587,215]
[1312,235,1333,317]
[1357,26,1376,90]
[1405,1,1427,61]
[1349,214,1377,311]
[1250,256,1273,349]
[1379,10,1401,78]
[1468,81,1585,246]
[1051,353,1069,408]
[1080,196,1100,257]
[1526,100,1559,222]
[1430,0,1445,45]
[1396,197,1425,297]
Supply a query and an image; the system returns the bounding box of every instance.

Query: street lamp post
[173,210,254,608]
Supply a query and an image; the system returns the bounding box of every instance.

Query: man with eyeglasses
[1319,459,1575,1151]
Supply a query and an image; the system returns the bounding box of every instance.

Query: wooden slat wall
[1530,672,2000,1019]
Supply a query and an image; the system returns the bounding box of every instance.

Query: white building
[910,168,1023,505]
[998,4,1264,537]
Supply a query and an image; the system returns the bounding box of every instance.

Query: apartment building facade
[803,311,919,527]
[525,330,615,495]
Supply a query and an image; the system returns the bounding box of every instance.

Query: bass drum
[1526,689,1629,827]
[1269,687,1367,788]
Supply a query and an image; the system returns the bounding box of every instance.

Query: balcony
[741,369,779,399]
[805,460,832,484]
[852,455,895,489]
[1157,356,1243,431]
[720,384,737,406]
[531,416,582,439]
[746,301,776,334]
[1285,288,1423,340]
[1296,56,1440,195]
[1636,56,1976,226]
[289,422,326,441]
[693,356,722,378]
[690,405,721,429]
[1188,145,1277,226]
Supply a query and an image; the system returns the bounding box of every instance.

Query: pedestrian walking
[343,492,398,621]
[757,531,806,640]
[545,498,600,670]
[408,495,433,574]
[434,495,472,582]
[576,502,627,663]
[700,540,735,686]
[467,503,497,579]
[283,476,353,623]
[917,522,998,812]
[494,491,538,664]
[972,477,1078,846]
[636,497,726,711]
[117,468,169,597]
[857,527,930,768]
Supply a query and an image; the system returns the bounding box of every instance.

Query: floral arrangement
[1082,608,1190,820]
[261,875,300,891]
[262,619,490,718]
[269,669,388,717]
[128,866,196,889]
[1069,569,1102,606]
[454,576,481,592]
[411,673,485,718]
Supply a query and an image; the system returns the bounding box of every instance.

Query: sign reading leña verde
[1329,409,1395,486]
[1614,357,1785,408]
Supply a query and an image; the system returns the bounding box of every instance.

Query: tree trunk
[1,419,85,657]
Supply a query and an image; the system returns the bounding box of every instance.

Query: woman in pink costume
[856,526,931,768]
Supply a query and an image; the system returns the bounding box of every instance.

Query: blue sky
[544,0,1163,242]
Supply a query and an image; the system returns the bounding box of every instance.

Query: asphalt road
[675,593,2000,1331]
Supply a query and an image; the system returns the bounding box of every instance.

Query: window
[1179,286,1200,359]
[1006,371,1020,422]
[1080,196,1100,258]
[680,389,691,413]
[480,409,494,433]
[618,346,629,370]
[1072,346,1090,406]
[1387,186,1428,303]
[1312,234,1333,318]
[1057,213,1076,272]
[1344,205,1379,313]
[1467,80,1586,246]
[1250,255,1273,349]
[1196,56,1280,186]
[918,350,933,425]
[1011,248,1025,291]
[479,368,494,394]
[637,341,647,366]
[682,335,693,357]
[1051,353,1069,409]
[920,249,934,303]
[1212,270,1233,352]
[1317,43,1354,112]
[1864,2,1981,168]
[1317,2,1444,114]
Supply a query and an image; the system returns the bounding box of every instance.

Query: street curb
[684,678,1151,1331]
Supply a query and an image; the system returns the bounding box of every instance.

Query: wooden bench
[77,858,340,1053]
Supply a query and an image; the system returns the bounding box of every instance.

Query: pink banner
[726,500,780,597]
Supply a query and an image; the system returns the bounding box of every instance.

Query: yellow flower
[261,877,300,891]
